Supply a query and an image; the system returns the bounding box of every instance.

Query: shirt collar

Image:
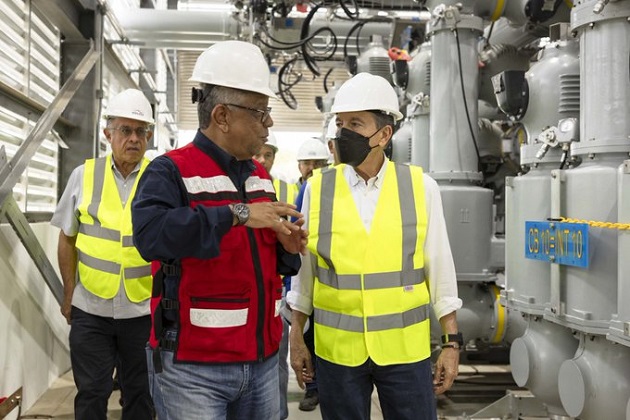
[192,130,256,187]
[346,155,389,188]
[110,157,142,178]
[192,130,256,174]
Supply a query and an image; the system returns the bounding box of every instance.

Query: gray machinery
[424,1,527,348]
[502,26,581,418]
[356,35,392,83]
[551,1,630,418]
[390,113,413,164]
[503,1,630,418]
[405,42,431,169]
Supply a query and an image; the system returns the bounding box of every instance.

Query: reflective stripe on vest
[309,161,431,367]
[272,178,297,204]
[315,304,430,332]
[183,175,275,196]
[75,155,151,302]
[317,267,425,290]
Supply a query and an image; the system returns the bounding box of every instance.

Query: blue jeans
[147,331,279,420]
[317,357,437,420]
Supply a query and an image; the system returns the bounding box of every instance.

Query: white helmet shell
[103,89,154,124]
[325,118,338,140]
[190,40,277,98]
[331,72,403,121]
[297,138,330,161]
[265,131,278,153]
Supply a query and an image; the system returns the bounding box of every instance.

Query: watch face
[234,203,250,225]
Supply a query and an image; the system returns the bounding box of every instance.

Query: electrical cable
[277,56,302,109]
[300,2,325,76]
[256,25,336,52]
[342,17,391,58]
[355,21,364,56]
[343,21,365,58]
[454,28,482,172]
[323,67,334,93]
[484,20,495,49]
[338,0,359,19]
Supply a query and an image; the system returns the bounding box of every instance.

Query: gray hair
[197,84,251,129]
[369,111,395,130]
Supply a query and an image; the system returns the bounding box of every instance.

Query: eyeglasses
[300,160,329,169]
[108,126,150,138]
[225,103,272,124]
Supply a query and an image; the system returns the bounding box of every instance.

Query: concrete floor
[20,364,518,419]
[20,366,342,420]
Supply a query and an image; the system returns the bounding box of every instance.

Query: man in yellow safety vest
[288,73,463,420]
[52,89,154,420]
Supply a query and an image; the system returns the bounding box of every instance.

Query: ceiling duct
[116,8,400,54]
[116,9,240,50]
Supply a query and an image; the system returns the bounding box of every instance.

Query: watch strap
[441,332,463,345]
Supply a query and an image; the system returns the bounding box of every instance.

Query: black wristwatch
[441,332,464,348]
[229,203,250,226]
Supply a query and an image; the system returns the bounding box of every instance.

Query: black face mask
[334,127,380,167]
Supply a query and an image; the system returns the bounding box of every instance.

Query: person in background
[254,131,298,205]
[131,40,307,420]
[290,119,337,412]
[253,130,298,420]
[296,138,330,188]
[325,118,339,165]
[294,118,338,212]
[289,73,463,420]
[52,88,155,420]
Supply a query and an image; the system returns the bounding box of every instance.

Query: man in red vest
[132,41,307,419]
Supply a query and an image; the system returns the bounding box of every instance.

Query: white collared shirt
[287,158,462,321]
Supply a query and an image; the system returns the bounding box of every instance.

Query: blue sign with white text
[525,221,589,268]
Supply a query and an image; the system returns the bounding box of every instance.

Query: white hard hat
[265,131,278,153]
[331,72,403,122]
[297,138,330,161]
[190,40,276,98]
[103,89,154,124]
[325,118,337,140]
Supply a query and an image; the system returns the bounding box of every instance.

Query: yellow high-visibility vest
[75,155,151,302]
[307,161,431,367]
[272,178,298,204]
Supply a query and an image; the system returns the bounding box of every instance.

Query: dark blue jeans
[317,356,437,420]
[69,307,153,420]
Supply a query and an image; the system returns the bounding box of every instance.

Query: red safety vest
[149,142,283,364]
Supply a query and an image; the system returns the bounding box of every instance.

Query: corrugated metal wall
[177,50,350,132]
[0,0,61,212]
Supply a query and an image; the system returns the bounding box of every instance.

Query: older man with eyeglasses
[51,88,155,420]
[131,40,308,420]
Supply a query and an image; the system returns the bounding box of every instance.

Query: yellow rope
[491,0,506,21]
[564,0,574,8]
[559,217,630,231]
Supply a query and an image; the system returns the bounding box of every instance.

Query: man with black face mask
[288,72,462,420]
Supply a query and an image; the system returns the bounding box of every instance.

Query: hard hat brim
[188,78,278,100]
